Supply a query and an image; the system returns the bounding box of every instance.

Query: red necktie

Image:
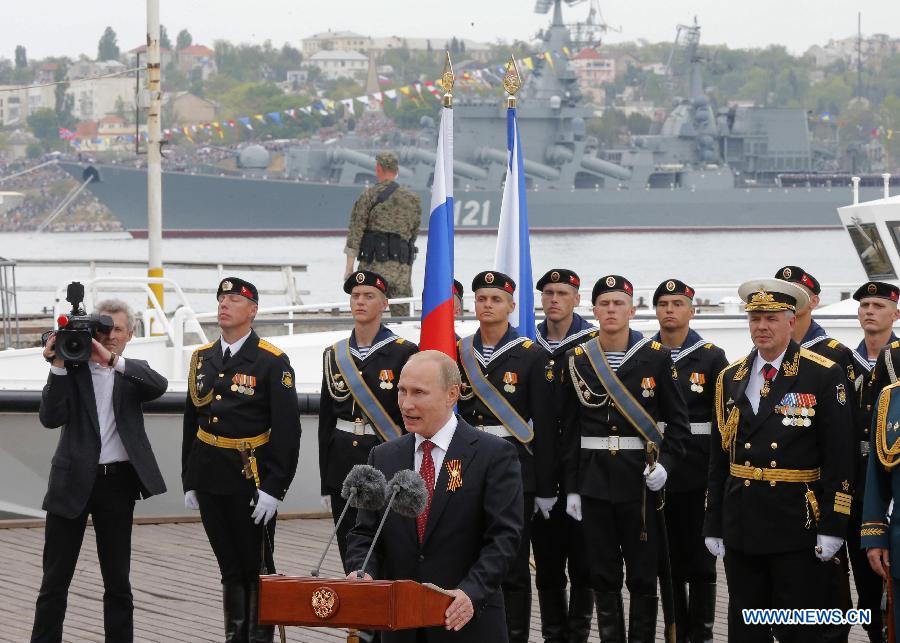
[762,363,777,381]
[416,440,435,545]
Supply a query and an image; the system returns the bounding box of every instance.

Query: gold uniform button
[215,395,222,401]
[218,373,224,378]
[212,417,219,423]
[744,460,751,466]
[743,480,751,487]
[744,442,751,449]
[770,442,778,449]
[477,415,484,422]
[770,461,777,468]
[770,481,777,487]
[864,429,869,435]
[611,426,618,432]
[867,405,872,411]
[352,440,358,447]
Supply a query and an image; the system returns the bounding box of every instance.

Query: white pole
[146,0,164,332]
[852,176,860,205]
[883,173,891,199]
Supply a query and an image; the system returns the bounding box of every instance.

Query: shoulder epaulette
[193,341,215,354]
[650,341,662,351]
[395,337,405,344]
[575,346,584,356]
[799,347,835,368]
[258,339,284,357]
[523,339,534,349]
[827,339,840,349]
[891,340,900,349]
[704,343,713,349]
[724,357,745,373]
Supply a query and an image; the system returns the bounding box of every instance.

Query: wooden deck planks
[0,517,871,642]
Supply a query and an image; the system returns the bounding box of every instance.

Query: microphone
[310,464,388,577]
[356,470,428,578]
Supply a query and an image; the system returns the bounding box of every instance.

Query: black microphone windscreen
[388,469,428,517]
[341,464,389,511]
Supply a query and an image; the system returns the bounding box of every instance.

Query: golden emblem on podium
[311,587,339,620]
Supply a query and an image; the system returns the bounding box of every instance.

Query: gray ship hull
[60,162,876,237]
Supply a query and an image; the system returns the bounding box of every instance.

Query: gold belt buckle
[354,419,365,436]
[608,435,619,455]
[752,467,763,480]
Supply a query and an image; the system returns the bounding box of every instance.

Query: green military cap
[375,152,399,172]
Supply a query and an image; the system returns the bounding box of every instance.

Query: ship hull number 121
[453,200,491,227]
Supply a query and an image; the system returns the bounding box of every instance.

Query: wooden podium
[258,575,454,630]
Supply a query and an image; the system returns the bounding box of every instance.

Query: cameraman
[31,299,168,643]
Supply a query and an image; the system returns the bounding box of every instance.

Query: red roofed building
[570,47,615,104]
[178,45,217,79]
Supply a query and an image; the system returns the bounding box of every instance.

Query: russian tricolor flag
[419,104,456,357]
[494,106,535,339]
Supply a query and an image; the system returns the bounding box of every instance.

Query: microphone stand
[310,488,357,577]
[357,486,400,579]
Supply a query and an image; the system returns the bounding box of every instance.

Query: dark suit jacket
[39,358,168,519]
[346,418,524,643]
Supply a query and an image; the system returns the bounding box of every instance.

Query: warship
[58,0,886,237]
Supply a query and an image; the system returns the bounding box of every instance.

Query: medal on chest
[231,373,256,396]
[641,376,656,398]
[503,371,518,393]
[689,372,705,393]
[776,392,816,426]
[379,369,394,390]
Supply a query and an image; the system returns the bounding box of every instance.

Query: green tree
[176,29,193,51]
[159,24,172,50]
[27,108,62,150]
[14,45,26,68]
[53,63,75,130]
[97,27,120,61]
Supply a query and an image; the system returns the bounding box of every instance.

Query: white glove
[534,496,558,519]
[321,495,332,512]
[251,490,280,525]
[184,490,199,510]
[565,493,582,522]
[643,463,668,491]
[816,534,844,561]
[705,537,725,557]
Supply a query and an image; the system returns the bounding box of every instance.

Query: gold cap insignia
[485,272,495,284]
[605,276,616,287]
[868,283,877,294]
[551,271,560,282]
[355,272,365,284]
[666,280,676,292]
[782,268,792,279]
[221,280,233,291]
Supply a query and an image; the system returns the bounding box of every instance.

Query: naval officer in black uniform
[561,274,691,643]
[704,278,854,643]
[456,270,556,643]
[850,280,900,641]
[533,268,597,643]
[652,278,728,643]
[318,269,417,567]
[182,277,301,643]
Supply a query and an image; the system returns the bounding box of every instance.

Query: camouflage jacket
[345,180,422,255]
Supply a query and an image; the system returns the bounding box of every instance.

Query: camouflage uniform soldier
[344,152,422,318]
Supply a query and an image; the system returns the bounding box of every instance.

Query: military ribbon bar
[581,338,664,446]
[332,340,403,441]
[458,336,534,447]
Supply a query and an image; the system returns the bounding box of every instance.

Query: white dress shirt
[221,329,252,357]
[746,348,787,414]
[413,414,458,487]
[50,357,129,464]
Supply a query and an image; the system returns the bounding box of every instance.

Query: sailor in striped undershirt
[561,274,690,642]
[652,277,728,642]
[532,268,598,643]
[456,270,556,643]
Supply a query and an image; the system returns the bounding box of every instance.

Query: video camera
[43,282,113,363]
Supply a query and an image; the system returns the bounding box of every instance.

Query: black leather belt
[97,461,131,476]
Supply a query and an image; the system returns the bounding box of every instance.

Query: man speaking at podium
[346,350,525,642]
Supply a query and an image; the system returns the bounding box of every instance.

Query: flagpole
[146,0,164,333]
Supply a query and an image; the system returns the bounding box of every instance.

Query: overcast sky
[6,0,899,61]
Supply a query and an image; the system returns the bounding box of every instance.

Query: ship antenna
[441,52,455,108]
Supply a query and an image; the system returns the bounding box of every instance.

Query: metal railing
[0,258,19,349]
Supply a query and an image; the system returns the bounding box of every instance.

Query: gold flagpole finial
[503,55,523,108]
[440,51,455,108]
